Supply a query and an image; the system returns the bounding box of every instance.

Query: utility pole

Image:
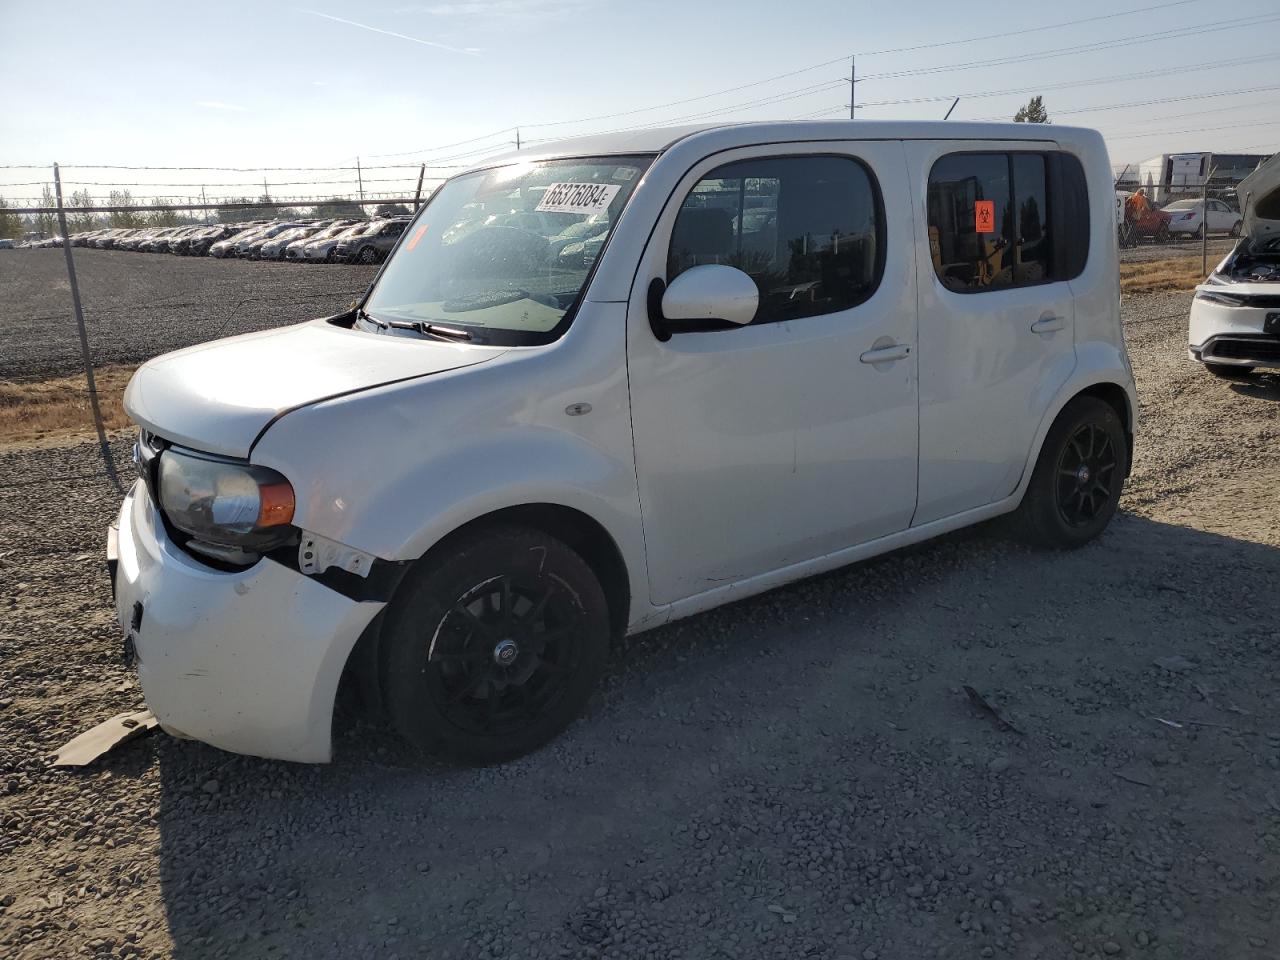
[414,163,426,208]
[516,128,521,150]
[849,55,856,119]
[356,156,364,202]
[201,185,209,224]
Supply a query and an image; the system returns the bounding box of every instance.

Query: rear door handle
[1031,315,1066,334]
[859,343,911,364]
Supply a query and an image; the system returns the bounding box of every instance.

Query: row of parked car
[41,216,414,264]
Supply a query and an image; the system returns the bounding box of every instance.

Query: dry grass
[0,366,134,449]
[1120,256,1210,295]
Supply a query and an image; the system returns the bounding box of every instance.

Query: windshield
[363,155,652,344]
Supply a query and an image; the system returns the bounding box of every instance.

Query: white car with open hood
[107,120,1137,764]
[1189,153,1280,377]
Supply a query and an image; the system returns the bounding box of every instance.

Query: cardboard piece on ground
[51,709,158,767]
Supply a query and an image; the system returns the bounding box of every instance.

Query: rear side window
[667,155,884,325]
[927,151,1088,293]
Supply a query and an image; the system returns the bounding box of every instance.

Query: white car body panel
[125,320,506,458]
[1187,153,1280,369]
[113,482,383,762]
[112,120,1135,761]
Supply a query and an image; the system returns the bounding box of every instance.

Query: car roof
[466,120,1091,172]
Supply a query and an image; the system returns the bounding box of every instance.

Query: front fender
[250,310,650,626]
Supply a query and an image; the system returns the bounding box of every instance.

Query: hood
[1238,152,1280,237]
[125,319,507,458]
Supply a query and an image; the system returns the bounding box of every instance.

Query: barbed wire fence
[1,159,454,489]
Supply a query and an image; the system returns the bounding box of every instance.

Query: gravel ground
[2,289,1280,960]
[0,249,377,380]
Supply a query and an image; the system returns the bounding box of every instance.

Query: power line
[856,54,1277,109]
[971,82,1280,121]
[365,126,517,160]
[856,14,1280,83]
[1108,118,1280,141]
[855,0,1208,56]
[512,0,1211,134]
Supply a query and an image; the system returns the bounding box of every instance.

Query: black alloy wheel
[1054,422,1119,528]
[358,245,379,265]
[1011,396,1128,548]
[424,573,585,738]
[383,526,610,764]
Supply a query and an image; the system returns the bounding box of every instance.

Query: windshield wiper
[359,307,475,341]
[387,318,475,342]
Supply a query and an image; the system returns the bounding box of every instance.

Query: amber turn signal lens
[257,481,296,528]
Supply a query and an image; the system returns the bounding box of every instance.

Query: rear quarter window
[927,150,1089,293]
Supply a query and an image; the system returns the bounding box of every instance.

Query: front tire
[357,245,379,265]
[383,526,610,764]
[1012,396,1127,549]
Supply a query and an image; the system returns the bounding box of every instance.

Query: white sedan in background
[1161,198,1243,238]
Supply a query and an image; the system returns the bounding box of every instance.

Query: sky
[1,0,1278,205]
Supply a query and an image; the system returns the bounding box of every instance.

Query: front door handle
[859,342,911,364]
[1031,314,1066,334]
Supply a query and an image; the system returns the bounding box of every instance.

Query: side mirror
[648,265,758,340]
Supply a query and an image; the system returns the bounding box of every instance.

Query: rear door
[904,142,1086,525]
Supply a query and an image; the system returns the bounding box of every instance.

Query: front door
[626,142,919,606]
[904,142,1081,525]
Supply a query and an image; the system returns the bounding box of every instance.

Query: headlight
[158,447,295,549]
[1194,289,1243,307]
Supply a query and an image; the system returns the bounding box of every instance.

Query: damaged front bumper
[107,481,386,762]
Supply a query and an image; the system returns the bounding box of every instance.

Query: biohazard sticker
[975,200,995,234]
[536,182,622,215]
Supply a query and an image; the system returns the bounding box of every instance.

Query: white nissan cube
[107,121,1136,764]
[1189,153,1280,377]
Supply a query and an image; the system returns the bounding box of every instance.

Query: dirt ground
[1,266,1279,959]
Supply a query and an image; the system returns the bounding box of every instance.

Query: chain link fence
[1,164,434,487]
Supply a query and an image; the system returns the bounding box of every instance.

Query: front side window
[927,150,1088,292]
[667,155,883,325]
[363,155,652,345]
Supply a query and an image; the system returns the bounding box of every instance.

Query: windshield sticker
[405,223,428,251]
[536,182,622,215]
[975,200,995,234]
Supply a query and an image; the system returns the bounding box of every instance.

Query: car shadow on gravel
[150,512,1280,959]
[1229,372,1280,401]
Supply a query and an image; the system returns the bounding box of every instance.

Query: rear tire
[1204,362,1253,380]
[383,526,610,764]
[1011,396,1127,549]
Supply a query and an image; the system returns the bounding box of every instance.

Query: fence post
[1202,159,1213,276]
[53,163,122,493]
[414,163,426,209]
